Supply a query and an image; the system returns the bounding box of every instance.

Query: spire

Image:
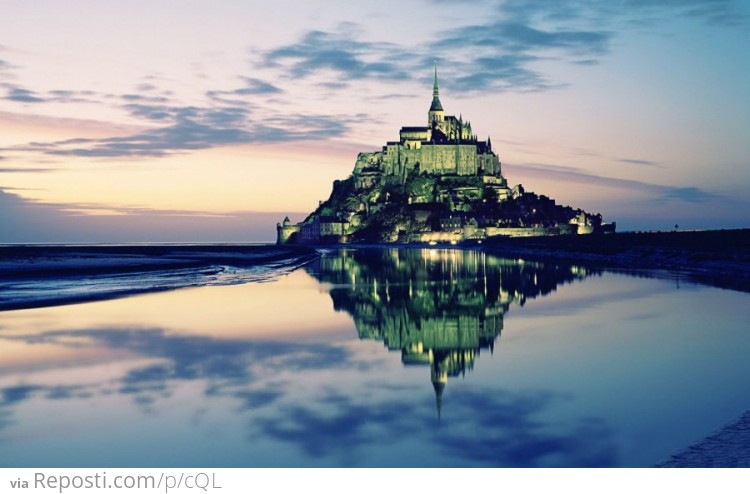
[433,64,439,96]
[429,64,443,112]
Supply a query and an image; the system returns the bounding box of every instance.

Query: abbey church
[364,67,504,178]
[278,69,613,244]
[351,67,509,202]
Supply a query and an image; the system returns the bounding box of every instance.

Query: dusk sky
[1,0,749,242]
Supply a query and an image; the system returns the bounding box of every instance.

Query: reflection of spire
[307,248,598,417]
[433,380,445,421]
[431,359,447,421]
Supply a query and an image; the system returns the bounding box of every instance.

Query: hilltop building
[278,68,613,244]
[353,67,507,189]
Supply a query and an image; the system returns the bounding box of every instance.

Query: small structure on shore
[278,68,615,245]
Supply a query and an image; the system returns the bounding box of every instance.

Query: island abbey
[278,68,614,244]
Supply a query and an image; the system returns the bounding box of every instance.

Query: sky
[1,0,749,242]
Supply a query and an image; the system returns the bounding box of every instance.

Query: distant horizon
[2,225,750,247]
[2,1,749,242]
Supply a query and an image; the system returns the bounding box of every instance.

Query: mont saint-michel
[278,69,615,245]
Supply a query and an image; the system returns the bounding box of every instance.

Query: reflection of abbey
[279,68,615,244]
[307,248,596,416]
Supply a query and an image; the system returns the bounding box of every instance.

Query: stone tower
[276,216,299,245]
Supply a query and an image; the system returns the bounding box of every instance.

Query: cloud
[207,77,282,102]
[510,162,747,208]
[1,76,350,158]
[451,54,561,92]
[0,325,362,442]
[3,0,745,164]
[47,89,102,104]
[660,186,716,203]
[0,167,54,173]
[498,0,747,27]
[251,385,617,466]
[573,59,600,66]
[501,161,750,230]
[0,320,618,466]
[257,1,745,95]
[256,8,615,94]
[254,392,420,462]
[506,162,719,202]
[0,385,41,407]
[1,81,110,105]
[1,326,358,406]
[135,82,159,92]
[120,93,170,104]
[424,12,613,93]
[623,0,747,26]
[14,103,350,158]
[262,29,412,82]
[2,84,45,103]
[433,21,611,56]
[0,56,19,77]
[259,25,565,93]
[679,0,748,26]
[618,158,662,167]
[435,389,617,467]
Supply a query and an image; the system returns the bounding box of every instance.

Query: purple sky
[1,0,749,242]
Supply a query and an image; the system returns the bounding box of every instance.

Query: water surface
[1,248,748,467]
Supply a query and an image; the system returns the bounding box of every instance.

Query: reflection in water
[1,248,748,467]
[307,249,597,416]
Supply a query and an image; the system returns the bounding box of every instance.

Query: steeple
[428,64,445,129]
[429,64,443,112]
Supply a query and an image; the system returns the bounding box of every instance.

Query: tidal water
[1,248,748,467]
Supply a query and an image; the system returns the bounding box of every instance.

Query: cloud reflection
[0,250,618,465]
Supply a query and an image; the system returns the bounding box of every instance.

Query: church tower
[428,65,444,127]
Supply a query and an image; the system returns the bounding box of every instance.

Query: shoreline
[2,230,748,311]
[478,229,750,293]
[0,245,317,311]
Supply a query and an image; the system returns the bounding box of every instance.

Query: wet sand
[657,411,750,467]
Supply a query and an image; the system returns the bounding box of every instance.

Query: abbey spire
[430,65,443,111]
[428,64,444,126]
